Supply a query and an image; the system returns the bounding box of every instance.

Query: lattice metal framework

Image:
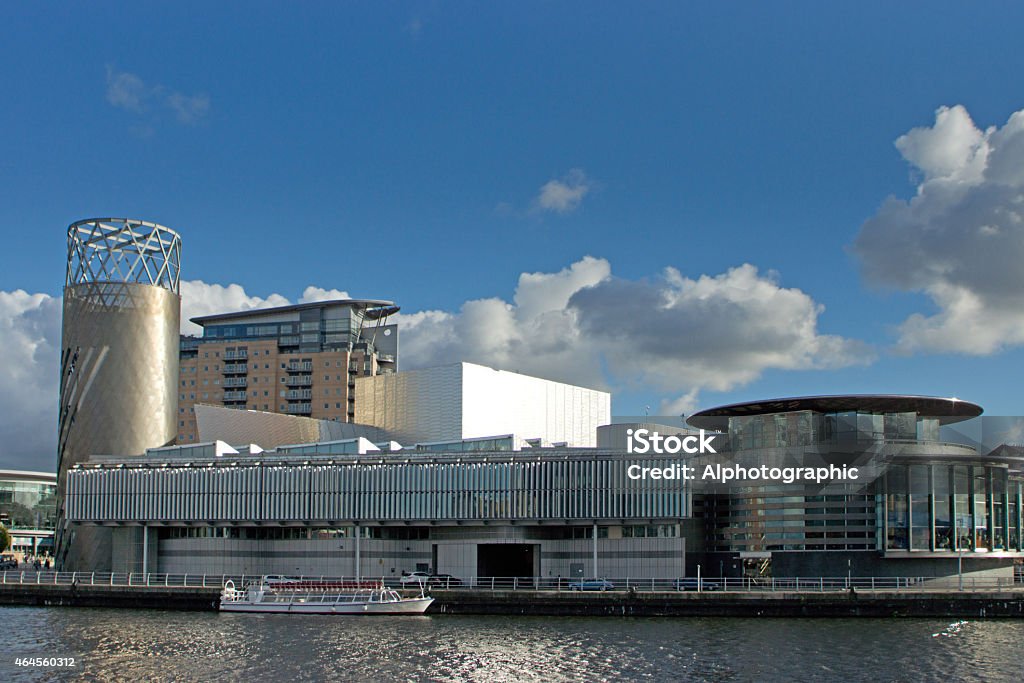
[66,218,181,293]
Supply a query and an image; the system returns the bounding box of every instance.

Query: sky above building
[3,3,1024,470]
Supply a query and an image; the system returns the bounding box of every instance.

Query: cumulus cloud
[0,262,867,467]
[0,291,61,471]
[853,105,1024,354]
[105,66,210,125]
[299,286,352,303]
[395,257,611,388]
[397,257,871,411]
[180,281,290,336]
[535,169,591,214]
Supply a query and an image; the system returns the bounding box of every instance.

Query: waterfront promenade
[2,572,1023,617]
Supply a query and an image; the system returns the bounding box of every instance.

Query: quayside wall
[3,584,1024,618]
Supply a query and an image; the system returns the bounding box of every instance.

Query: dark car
[568,578,615,591]
[427,574,463,588]
[675,577,721,591]
[0,555,18,570]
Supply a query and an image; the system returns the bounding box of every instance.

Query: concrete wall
[770,550,1015,580]
[155,533,684,580]
[110,527,158,573]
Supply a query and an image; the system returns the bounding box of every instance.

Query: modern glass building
[0,470,57,555]
[686,395,1024,578]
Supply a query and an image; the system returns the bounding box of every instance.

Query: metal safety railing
[0,571,1020,593]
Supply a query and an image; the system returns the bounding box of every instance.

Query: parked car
[262,575,302,585]
[675,577,721,591]
[400,571,431,586]
[0,555,17,570]
[568,578,615,591]
[427,574,463,587]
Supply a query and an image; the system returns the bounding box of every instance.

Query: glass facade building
[687,395,1024,576]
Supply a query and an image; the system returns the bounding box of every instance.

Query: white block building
[354,362,611,447]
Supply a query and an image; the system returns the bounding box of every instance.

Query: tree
[0,525,10,553]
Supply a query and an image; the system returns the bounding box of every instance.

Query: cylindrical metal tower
[56,218,182,571]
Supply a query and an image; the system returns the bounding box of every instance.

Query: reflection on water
[6,607,1022,682]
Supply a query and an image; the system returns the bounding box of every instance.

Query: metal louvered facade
[65,452,689,524]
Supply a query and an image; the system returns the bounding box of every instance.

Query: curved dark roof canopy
[191,299,398,326]
[686,395,983,431]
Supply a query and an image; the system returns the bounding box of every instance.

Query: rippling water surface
[6,607,1022,681]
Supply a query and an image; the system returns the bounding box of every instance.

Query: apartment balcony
[222,390,248,401]
[376,353,395,364]
[284,376,313,387]
[222,363,248,374]
[286,389,312,400]
[286,361,313,372]
[222,377,248,388]
[286,403,312,415]
[224,350,248,360]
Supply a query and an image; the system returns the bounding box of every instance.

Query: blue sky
[4,3,1024,468]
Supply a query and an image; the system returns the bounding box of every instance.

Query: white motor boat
[219,579,434,615]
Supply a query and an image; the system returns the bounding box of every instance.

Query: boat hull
[220,597,434,615]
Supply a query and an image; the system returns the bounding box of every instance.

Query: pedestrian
[44,559,51,570]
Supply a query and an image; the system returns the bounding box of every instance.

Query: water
[5,607,1021,682]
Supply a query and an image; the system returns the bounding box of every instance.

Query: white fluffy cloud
[0,291,61,471]
[180,281,290,336]
[0,261,868,468]
[298,286,352,303]
[853,104,1024,354]
[397,257,871,411]
[395,257,612,389]
[535,169,591,213]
